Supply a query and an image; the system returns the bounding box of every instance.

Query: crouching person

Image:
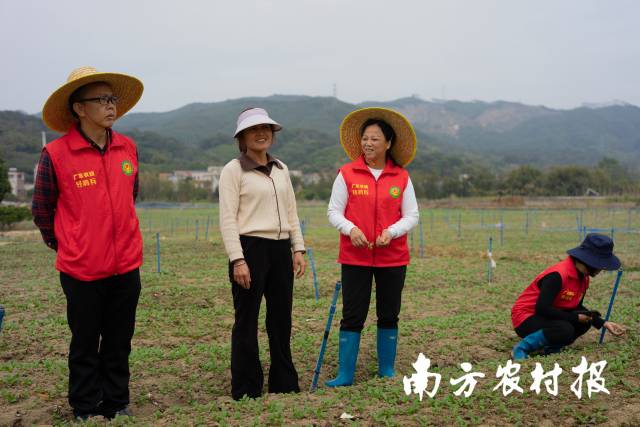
[511,234,626,360]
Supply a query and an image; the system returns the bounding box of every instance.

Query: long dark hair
[360,118,398,164]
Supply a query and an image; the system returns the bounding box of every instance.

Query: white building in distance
[160,166,306,193]
[8,168,26,197]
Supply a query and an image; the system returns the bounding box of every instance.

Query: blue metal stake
[599,270,623,344]
[576,213,582,242]
[500,211,504,246]
[155,232,161,273]
[410,229,414,254]
[205,215,210,241]
[195,219,199,241]
[429,210,433,235]
[525,211,529,235]
[308,248,319,302]
[457,212,461,238]
[310,281,342,392]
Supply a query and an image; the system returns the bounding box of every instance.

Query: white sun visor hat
[233,107,282,137]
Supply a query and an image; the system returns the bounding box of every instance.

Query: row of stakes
[150,212,626,298]
[142,209,636,248]
[151,218,624,347]
[150,214,597,281]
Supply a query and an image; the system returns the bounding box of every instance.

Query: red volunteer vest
[511,256,589,328]
[45,126,143,281]
[338,156,410,267]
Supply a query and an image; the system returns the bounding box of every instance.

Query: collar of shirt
[238,152,283,175]
[77,124,112,155]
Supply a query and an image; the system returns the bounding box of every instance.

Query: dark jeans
[340,264,406,332]
[229,236,299,401]
[60,268,141,416]
[515,314,591,346]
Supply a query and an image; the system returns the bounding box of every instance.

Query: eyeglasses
[77,95,120,105]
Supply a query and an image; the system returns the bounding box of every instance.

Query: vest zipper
[268,175,282,239]
[101,151,119,274]
[372,173,380,266]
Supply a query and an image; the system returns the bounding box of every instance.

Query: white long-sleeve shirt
[327,167,419,238]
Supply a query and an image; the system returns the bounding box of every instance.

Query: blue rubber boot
[512,329,550,360]
[325,330,360,387]
[377,328,398,378]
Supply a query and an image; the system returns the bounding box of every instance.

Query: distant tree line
[137,156,639,202]
[294,157,639,201]
[138,172,214,202]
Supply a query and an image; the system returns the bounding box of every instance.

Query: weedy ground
[1,205,638,426]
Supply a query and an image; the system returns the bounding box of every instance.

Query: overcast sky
[2,0,639,114]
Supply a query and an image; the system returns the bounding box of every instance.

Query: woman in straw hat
[218,107,306,400]
[325,107,419,387]
[32,66,143,420]
[511,233,626,360]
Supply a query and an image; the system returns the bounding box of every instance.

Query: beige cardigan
[218,157,305,262]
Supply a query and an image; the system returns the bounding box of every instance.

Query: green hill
[2,95,640,182]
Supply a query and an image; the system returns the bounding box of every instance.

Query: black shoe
[103,406,133,419]
[115,406,133,417]
[74,412,101,422]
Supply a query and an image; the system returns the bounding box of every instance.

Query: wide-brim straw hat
[42,66,144,133]
[340,107,417,167]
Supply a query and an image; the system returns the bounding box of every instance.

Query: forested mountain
[2,95,639,182]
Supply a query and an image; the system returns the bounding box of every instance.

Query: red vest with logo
[338,156,410,267]
[45,126,143,281]
[511,256,589,328]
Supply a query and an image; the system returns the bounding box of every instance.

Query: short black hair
[67,81,110,119]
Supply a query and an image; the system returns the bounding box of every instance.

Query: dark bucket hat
[567,233,621,271]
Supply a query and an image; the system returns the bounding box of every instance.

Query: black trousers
[515,314,591,346]
[229,236,299,400]
[60,268,141,416]
[340,264,406,332]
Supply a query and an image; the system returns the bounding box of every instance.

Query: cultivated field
[1,203,639,426]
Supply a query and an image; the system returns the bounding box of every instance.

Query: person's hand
[604,321,626,336]
[233,260,251,289]
[293,251,306,279]
[375,230,392,247]
[350,227,371,249]
[577,314,592,323]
